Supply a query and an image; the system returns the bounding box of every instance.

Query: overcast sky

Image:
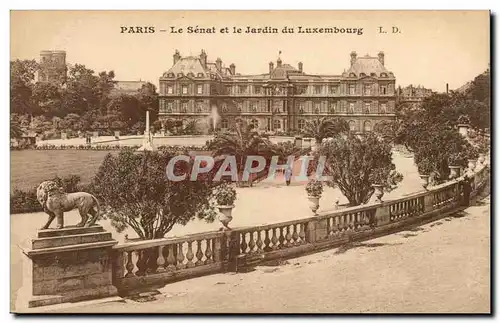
[11,10,490,92]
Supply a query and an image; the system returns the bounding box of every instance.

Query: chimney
[200,49,207,68]
[216,57,222,71]
[269,61,274,74]
[378,51,385,66]
[229,63,236,75]
[446,83,449,94]
[298,62,303,72]
[350,51,357,66]
[173,50,181,65]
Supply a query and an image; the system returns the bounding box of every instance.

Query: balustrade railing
[110,162,489,293]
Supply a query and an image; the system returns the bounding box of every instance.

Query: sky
[10,10,490,92]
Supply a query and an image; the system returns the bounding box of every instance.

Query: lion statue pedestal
[16,225,118,310]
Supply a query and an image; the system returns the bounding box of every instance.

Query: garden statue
[36,181,101,230]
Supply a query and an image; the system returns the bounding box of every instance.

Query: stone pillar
[374,204,391,226]
[17,226,118,309]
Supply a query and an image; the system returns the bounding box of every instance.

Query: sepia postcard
[10,10,491,314]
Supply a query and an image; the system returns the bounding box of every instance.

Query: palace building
[158,50,396,133]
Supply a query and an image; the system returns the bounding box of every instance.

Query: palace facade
[158,50,396,133]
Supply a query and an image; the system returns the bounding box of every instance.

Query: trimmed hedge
[10,174,90,214]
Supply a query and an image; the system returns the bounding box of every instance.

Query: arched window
[364,121,372,132]
[197,73,204,78]
[221,119,229,129]
[360,73,366,77]
[187,72,195,78]
[250,119,259,129]
[349,73,356,77]
[349,120,357,132]
[273,119,281,130]
[298,119,306,130]
[177,73,184,77]
[380,73,387,78]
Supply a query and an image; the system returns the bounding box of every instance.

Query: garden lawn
[10,150,117,191]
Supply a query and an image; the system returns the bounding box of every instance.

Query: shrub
[214,183,237,206]
[305,179,323,198]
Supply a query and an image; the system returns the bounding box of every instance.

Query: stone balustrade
[19,159,490,308]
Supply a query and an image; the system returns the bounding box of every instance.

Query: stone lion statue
[37,181,101,229]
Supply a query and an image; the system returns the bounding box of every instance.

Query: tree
[10,60,39,115]
[10,119,23,139]
[136,82,159,121]
[90,148,219,240]
[207,122,273,185]
[318,132,401,206]
[301,117,349,144]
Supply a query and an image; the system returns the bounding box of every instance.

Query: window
[314,102,321,114]
[298,119,306,130]
[221,104,228,113]
[380,103,387,114]
[197,73,204,78]
[349,120,356,132]
[181,102,188,113]
[364,102,371,114]
[237,101,243,112]
[314,85,322,94]
[364,84,371,95]
[167,86,173,94]
[254,85,262,94]
[364,121,372,132]
[238,85,247,94]
[348,102,355,113]
[182,85,188,94]
[177,73,184,77]
[329,101,336,114]
[166,102,173,113]
[349,73,356,77]
[360,73,366,77]
[273,119,281,130]
[250,119,259,129]
[380,85,387,95]
[196,85,203,94]
[380,73,387,77]
[226,85,232,94]
[329,85,338,94]
[187,72,195,78]
[250,103,257,113]
[196,101,204,113]
[296,85,307,95]
[221,119,229,129]
[349,84,356,95]
[298,102,305,114]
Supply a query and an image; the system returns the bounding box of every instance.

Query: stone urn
[478,154,485,165]
[372,184,385,203]
[307,196,320,214]
[468,159,477,172]
[448,166,461,179]
[419,174,430,190]
[217,205,234,230]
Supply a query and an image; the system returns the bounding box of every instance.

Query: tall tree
[10,59,39,115]
[318,132,402,206]
[301,117,349,144]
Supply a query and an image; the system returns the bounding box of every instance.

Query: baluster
[205,239,213,264]
[186,241,195,268]
[256,231,264,253]
[348,214,354,231]
[135,250,147,276]
[156,246,166,273]
[334,216,340,235]
[284,226,292,247]
[299,223,306,243]
[278,227,285,248]
[125,251,135,277]
[176,243,186,269]
[248,231,256,253]
[263,229,271,251]
[195,240,204,266]
[271,228,278,250]
[240,232,248,254]
[166,244,176,271]
[292,224,299,245]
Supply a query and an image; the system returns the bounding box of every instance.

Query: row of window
[160,83,394,96]
[216,118,373,132]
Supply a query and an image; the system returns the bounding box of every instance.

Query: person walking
[285,165,293,186]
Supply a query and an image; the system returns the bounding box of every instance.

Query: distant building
[38,50,67,84]
[397,84,434,107]
[109,80,147,97]
[158,50,397,133]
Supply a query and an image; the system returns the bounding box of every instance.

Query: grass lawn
[10,150,117,191]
